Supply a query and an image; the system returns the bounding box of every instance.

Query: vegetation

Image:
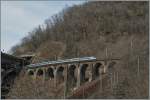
[9,1,148,99]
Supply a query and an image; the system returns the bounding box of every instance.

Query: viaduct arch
[26,57,120,93]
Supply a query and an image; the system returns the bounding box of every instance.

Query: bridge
[26,56,120,98]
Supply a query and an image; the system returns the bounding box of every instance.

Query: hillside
[9,1,149,99]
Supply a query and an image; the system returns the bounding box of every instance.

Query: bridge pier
[43,69,46,82]
[76,64,81,88]
[34,69,38,79]
[64,64,68,98]
[54,68,57,87]
[90,63,94,81]
[25,57,119,99]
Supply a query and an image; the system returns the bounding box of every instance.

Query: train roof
[1,52,23,61]
[26,56,96,68]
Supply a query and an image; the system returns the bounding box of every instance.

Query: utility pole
[130,39,133,52]
[130,38,134,60]
[104,47,108,73]
[116,72,118,85]
[100,74,103,92]
[110,73,113,92]
[137,55,140,78]
[105,47,108,60]
[113,72,115,87]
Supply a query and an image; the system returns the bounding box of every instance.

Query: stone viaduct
[26,57,119,91]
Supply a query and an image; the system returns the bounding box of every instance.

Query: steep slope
[11,1,148,59]
[8,1,149,99]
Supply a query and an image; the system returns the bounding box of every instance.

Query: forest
[9,1,149,99]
